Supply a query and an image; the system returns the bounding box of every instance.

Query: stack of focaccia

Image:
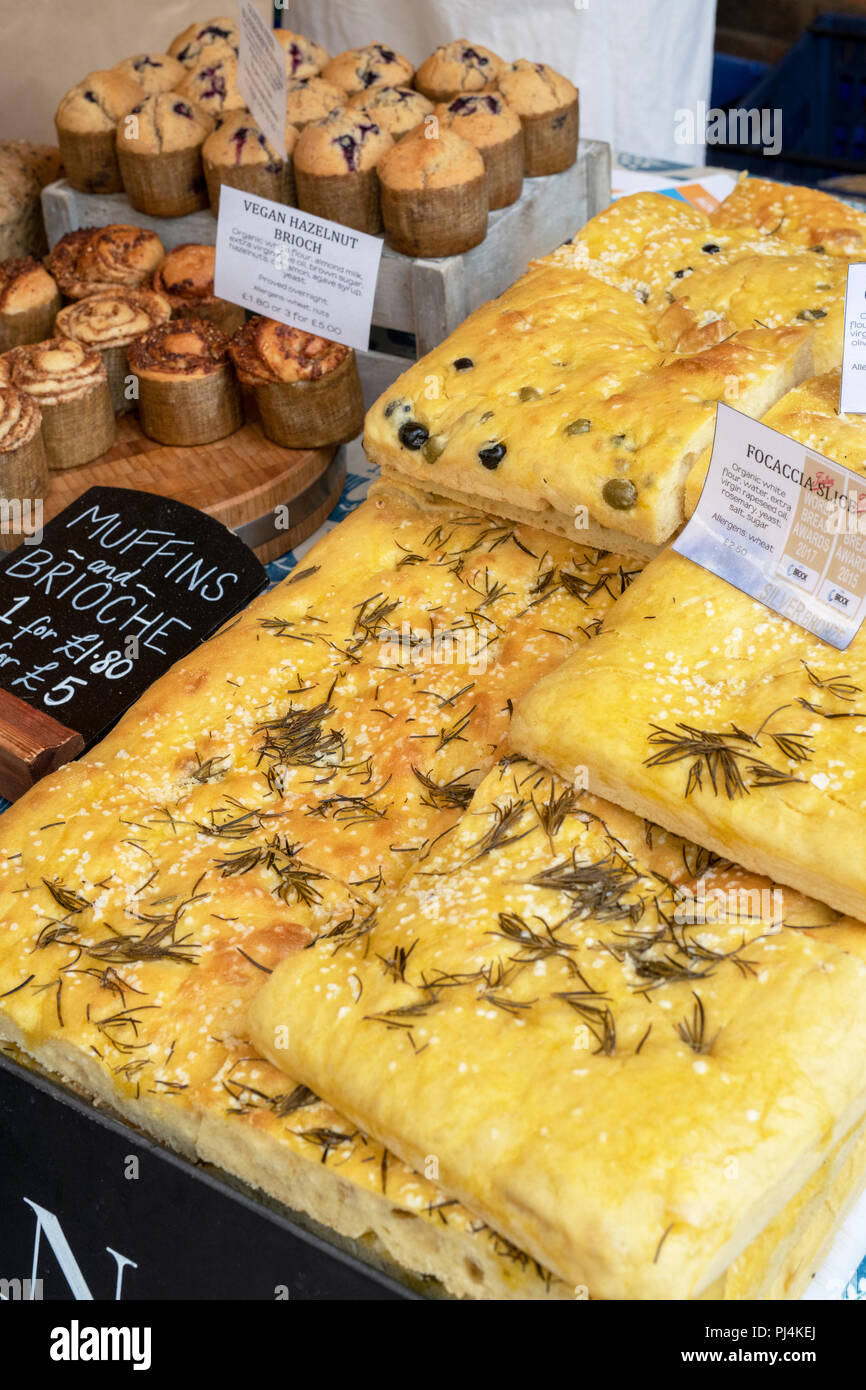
[4,176,866,1299]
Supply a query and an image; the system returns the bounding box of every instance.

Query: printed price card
[214,185,384,352]
[238,0,288,159]
[840,262,866,415]
[674,403,866,651]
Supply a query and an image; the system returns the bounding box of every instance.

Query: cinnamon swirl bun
[229,316,363,448]
[1,338,114,469]
[46,225,165,302]
[127,319,242,445]
[55,288,171,413]
[0,386,47,549]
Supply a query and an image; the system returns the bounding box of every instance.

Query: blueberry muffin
[0,257,61,352]
[349,85,433,140]
[46,225,165,300]
[150,243,245,336]
[284,76,347,130]
[230,315,364,448]
[203,110,299,215]
[435,93,523,209]
[378,125,487,257]
[497,61,579,176]
[295,110,394,234]
[54,69,143,194]
[322,42,414,97]
[414,41,503,104]
[113,53,186,96]
[116,92,214,217]
[168,16,240,67]
[274,29,330,79]
[178,50,246,117]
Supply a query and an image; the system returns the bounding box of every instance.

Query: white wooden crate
[42,139,610,355]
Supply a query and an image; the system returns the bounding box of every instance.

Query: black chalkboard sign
[0,487,267,757]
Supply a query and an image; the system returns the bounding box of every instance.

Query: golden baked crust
[321,43,414,96]
[168,17,239,67]
[2,336,107,404]
[55,287,171,350]
[274,29,330,79]
[230,316,349,384]
[685,368,866,517]
[0,257,59,315]
[128,318,231,380]
[538,191,845,370]
[249,755,866,1299]
[203,110,297,169]
[178,54,246,118]
[0,491,637,1301]
[113,53,186,96]
[47,225,165,300]
[54,70,142,135]
[0,382,41,450]
[364,261,813,551]
[349,86,433,140]
[284,77,346,129]
[377,125,486,191]
[294,109,394,176]
[117,92,214,155]
[497,60,577,115]
[433,93,522,150]
[512,539,866,921]
[712,172,866,258]
[414,41,503,102]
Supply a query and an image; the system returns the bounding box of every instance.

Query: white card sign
[237,0,287,159]
[674,402,866,651]
[214,185,384,352]
[840,262,866,415]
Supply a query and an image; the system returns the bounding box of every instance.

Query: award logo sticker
[675,403,866,651]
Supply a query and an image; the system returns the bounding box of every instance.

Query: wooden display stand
[2,415,345,565]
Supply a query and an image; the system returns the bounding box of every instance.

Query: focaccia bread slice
[685,368,866,518]
[249,757,866,1299]
[711,173,866,259]
[365,261,812,557]
[512,544,866,920]
[0,488,637,1300]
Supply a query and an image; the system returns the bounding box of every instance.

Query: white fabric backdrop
[284,0,717,164]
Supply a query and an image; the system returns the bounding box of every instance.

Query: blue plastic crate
[707,12,866,190]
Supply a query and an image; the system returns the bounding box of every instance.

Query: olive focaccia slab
[364,183,866,559]
[249,757,866,1300]
[0,487,640,1301]
[365,265,812,560]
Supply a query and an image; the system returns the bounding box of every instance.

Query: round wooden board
[41,414,346,563]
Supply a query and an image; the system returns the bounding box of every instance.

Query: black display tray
[0,1050,422,1300]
